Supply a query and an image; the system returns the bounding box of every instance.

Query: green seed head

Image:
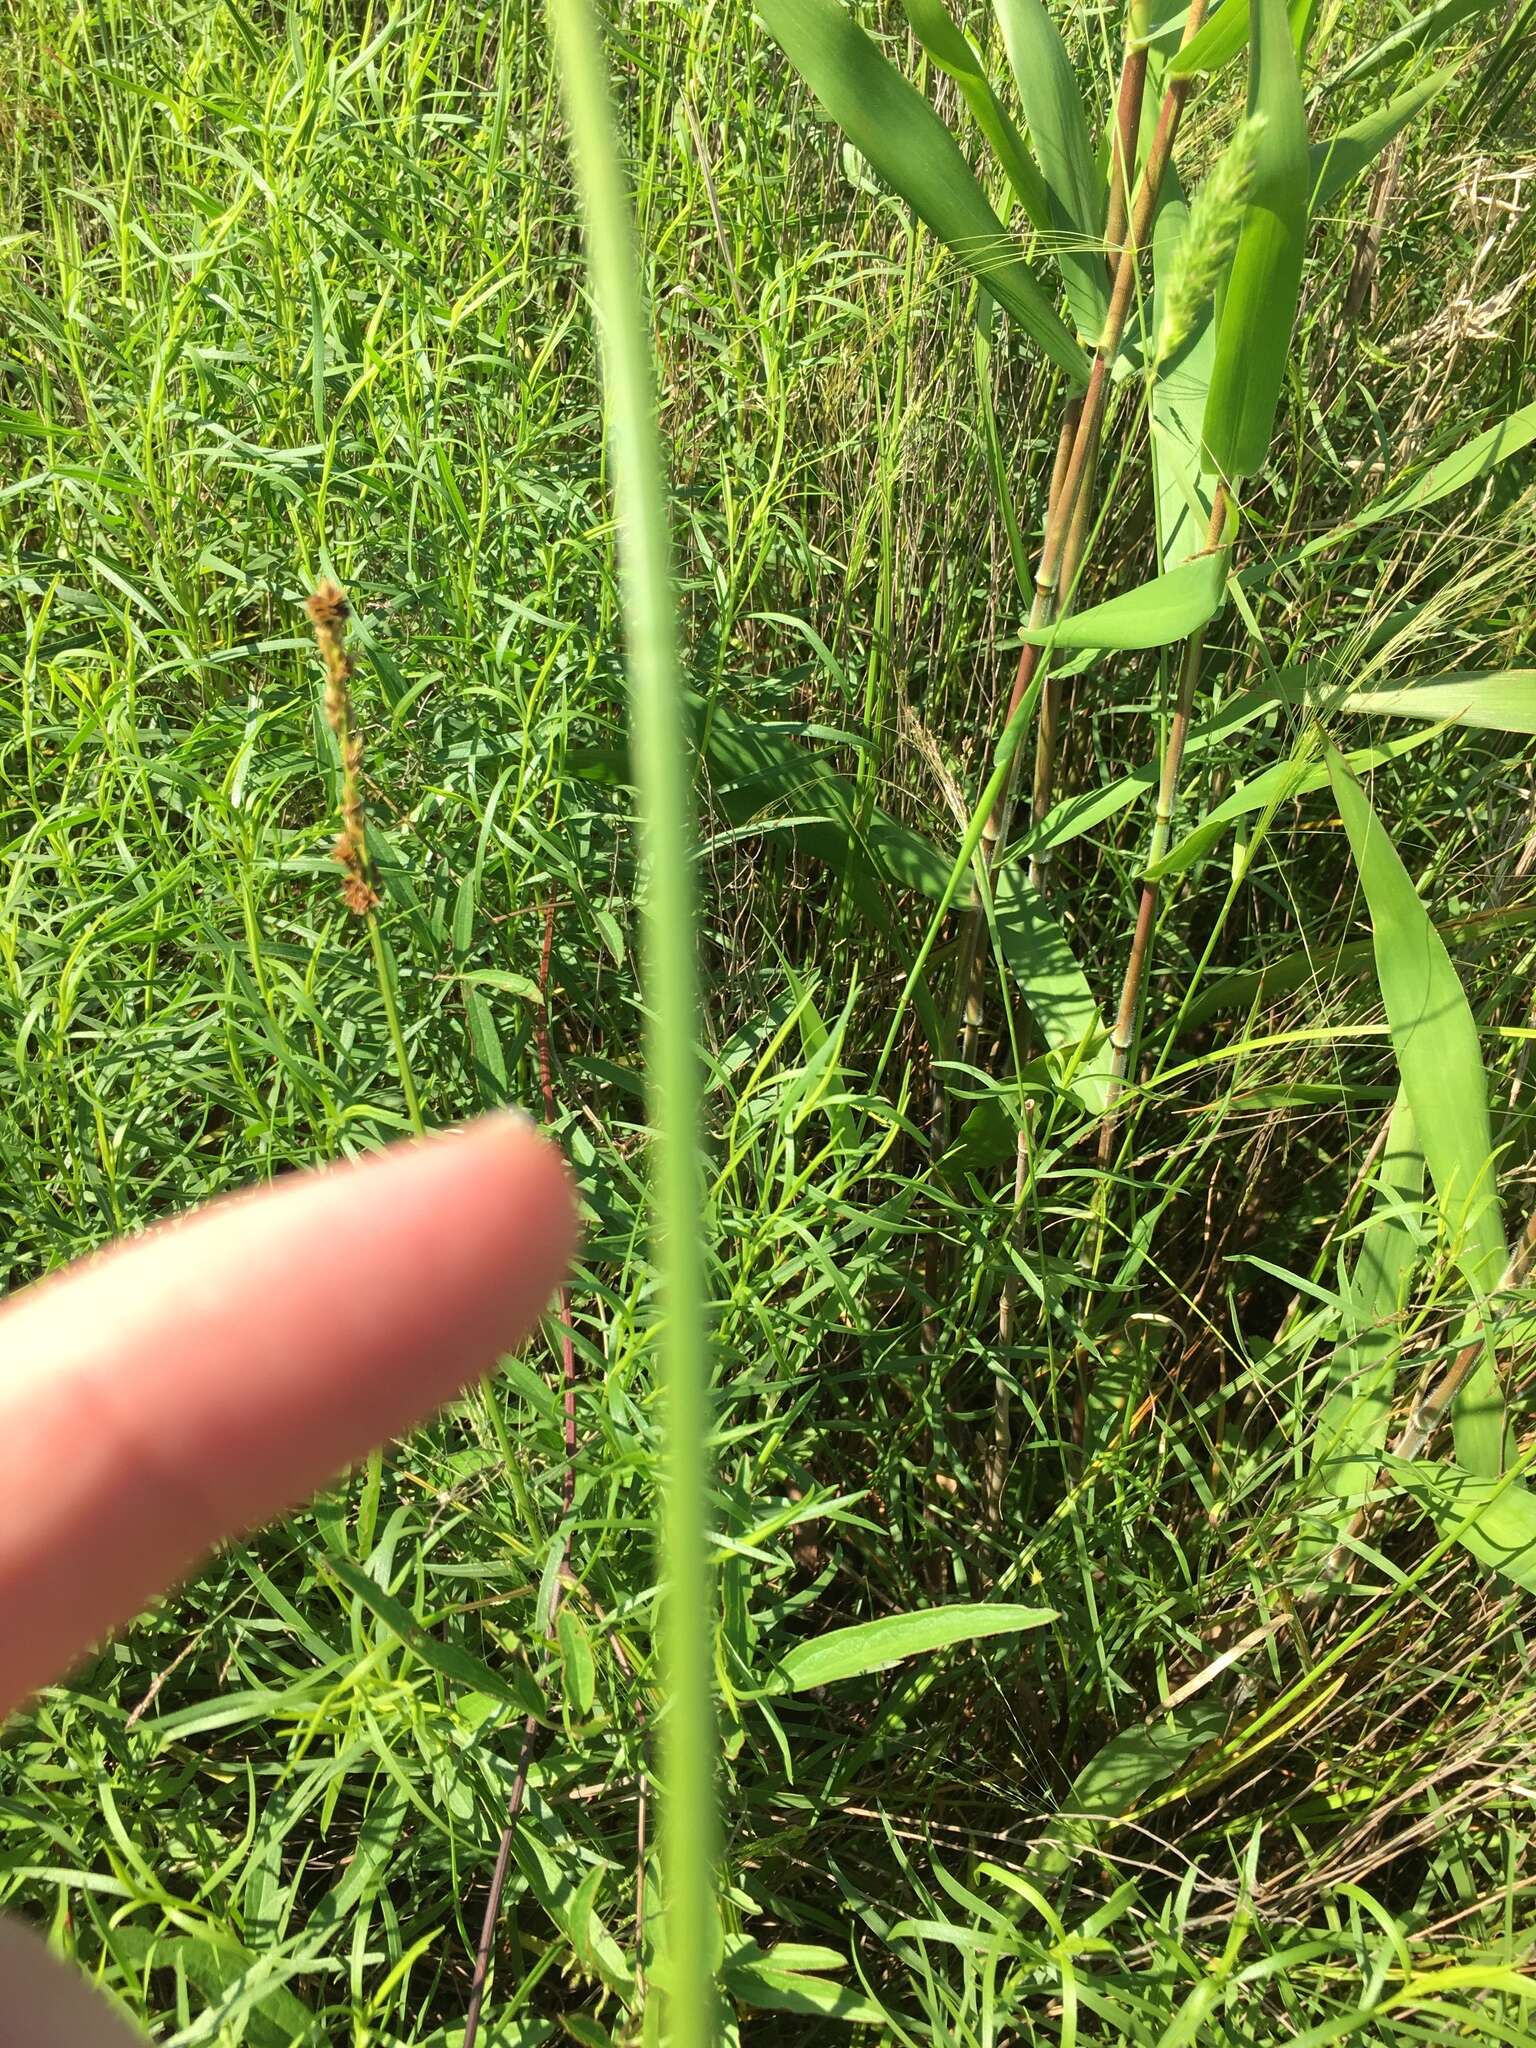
[1154,114,1267,371]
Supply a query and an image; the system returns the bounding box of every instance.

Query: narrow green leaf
[993,0,1109,340]
[774,1602,1056,1690]
[324,1553,544,1718]
[1181,904,1536,1032]
[1301,1092,1424,1556]
[1027,1699,1230,1880]
[900,0,1052,228]
[976,298,1034,604]
[1341,670,1536,732]
[1309,67,1457,212]
[1200,0,1309,479]
[1170,0,1255,76]
[1325,744,1509,1473]
[1020,551,1227,650]
[723,1940,888,2024]
[1385,1456,1536,1596]
[758,0,1089,381]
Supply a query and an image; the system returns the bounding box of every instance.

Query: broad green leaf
[1325,745,1509,1473]
[1019,550,1227,649]
[758,0,1088,381]
[994,0,1109,341]
[324,1552,546,1717]
[1147,720,1443,881]
[773,1601,1055,1690]
[1301,1091,1424,1558]
[1385,1456,1536,1596]
[1309,67,1457,212]
[991,865,1111,1110]
[1027,1699,1230,1880]
[1150,180,1218,572]
[107,1928,320,2048]
[900,0,1052,228]
[1201,0,1308,479]
[1341,670,1536,732]
[1351,397,1536,530]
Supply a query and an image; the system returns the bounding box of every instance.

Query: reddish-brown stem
[1104,40,1150,267]
[1097,484,1231,1165]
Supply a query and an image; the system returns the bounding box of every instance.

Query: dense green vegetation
[3,0,1536,2040]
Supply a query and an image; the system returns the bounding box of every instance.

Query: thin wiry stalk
[1098,482,1231,1163]
[549,4,717,2043]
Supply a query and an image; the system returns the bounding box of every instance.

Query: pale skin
[0,1112,578,2044]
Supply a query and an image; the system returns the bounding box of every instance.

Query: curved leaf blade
[991,865,1112,1109]
[1151,179,1218,572]
[1200,0,1309,479]
[1386,1456,1536,1595]
[1301,1091,1424,1557]
[758,0,1088,381]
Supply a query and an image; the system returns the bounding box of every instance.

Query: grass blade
[1200,0,1308,480]
[993,0,1110,340]
[1150,179,1219,571]
[549,1,718,2033]
[758,0,1089,382]
[1325,743,1509,1473]
[1351,396,1536,528]
[991,866,1113,1109]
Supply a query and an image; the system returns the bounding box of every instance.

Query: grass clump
[2,0,1536,2042]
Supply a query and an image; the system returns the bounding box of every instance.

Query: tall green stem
[549,3,716,2041]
